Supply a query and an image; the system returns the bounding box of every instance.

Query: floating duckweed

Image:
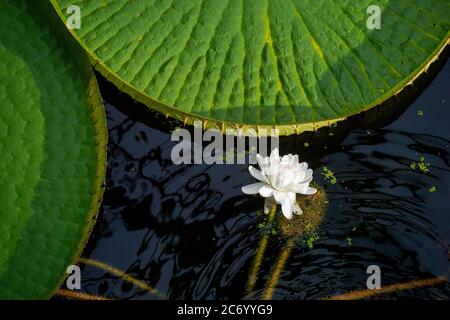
[428,185,437,193]
[257,211,278,236]
[346,237,352,246]
[417,110,424,116]
[304,232,320,249]
[258,223,277,236]
[321,166,337,184]
[410,155,430,174]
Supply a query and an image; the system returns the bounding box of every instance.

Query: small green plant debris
[346,237,352,246]
[428,185,437,193]
[257,211,277,236]
[321,166,337,184]
[304,142,310,148]
[303,232,320,249]
[410,155,430,174]
[417,110,424,116]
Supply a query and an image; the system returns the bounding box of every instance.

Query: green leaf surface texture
[0,0,107,299]
[51,0,449,134]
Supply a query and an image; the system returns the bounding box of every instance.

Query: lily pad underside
[51,0,449,135]
[0,1,107,299]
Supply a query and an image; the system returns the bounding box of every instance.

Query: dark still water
[76,58,450,300]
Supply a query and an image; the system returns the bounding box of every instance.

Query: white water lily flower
[241,148,317,219]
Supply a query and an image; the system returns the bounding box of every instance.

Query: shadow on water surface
[68,55,450,300]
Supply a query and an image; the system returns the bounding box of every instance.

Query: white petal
[287,192,296,204]
[303,187,317,195]
[259,185,274,197]
[270,148,279,161]
[266,164,280,186]
[241,182,266,194]
[296,182,317,194]
[292,166,311,183]
[256,154,270,170]
[248,166,268,182]
[273,190,288,203]
[290,181,316,194]
[281,154,291,164]
[279,172,295,188]
[269,148,280,168]
[293,203,303,215]
[281,154,298,167]
[281,198,293,219]
[293,169,305,182]
[248,166,266,182]
[273,191,293,219]
[299,162,308,170]
[289,177,310,191]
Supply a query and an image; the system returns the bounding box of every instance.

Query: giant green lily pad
[0,1,107,299]
[51,0,449,134]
